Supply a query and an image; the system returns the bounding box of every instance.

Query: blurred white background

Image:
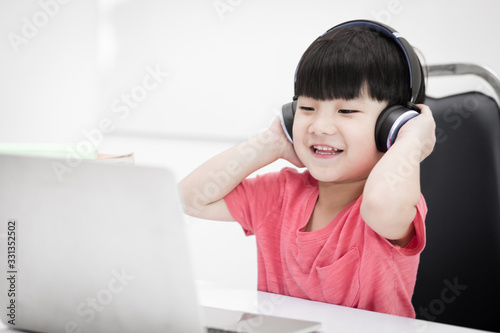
[1,0,499,290]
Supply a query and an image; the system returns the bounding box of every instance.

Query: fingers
[416,104,432,117]
[269,116,305,167]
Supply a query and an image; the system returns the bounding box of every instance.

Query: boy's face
[292,94,387,184]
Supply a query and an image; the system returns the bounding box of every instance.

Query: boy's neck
[317,179,365,206]
[305,180,365,232]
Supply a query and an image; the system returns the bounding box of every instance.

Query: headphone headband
[294,19,422,104]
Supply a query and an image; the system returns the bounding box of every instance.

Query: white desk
[196,280,490,333]
[0,280,490,333]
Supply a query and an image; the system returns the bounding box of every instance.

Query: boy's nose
[308,114,338,136]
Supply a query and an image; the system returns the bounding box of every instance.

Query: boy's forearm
[179,129,282,216]
[361,135,424,240]
[362,105,436,242]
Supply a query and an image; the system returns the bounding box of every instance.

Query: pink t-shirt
[225,168,426,318]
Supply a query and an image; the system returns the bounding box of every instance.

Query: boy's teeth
[313,145,342,154]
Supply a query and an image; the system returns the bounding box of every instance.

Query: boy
[180,20,436,318]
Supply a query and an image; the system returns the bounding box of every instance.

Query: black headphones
[280,19,422,152]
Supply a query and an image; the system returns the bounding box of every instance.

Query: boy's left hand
[395,104,436,162]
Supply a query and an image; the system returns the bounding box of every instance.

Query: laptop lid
[0,153,204,333]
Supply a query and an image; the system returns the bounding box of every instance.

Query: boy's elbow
[360,194,418,241]
[180,194,211,219]
[178,182,235,221]
[178,181,204,216]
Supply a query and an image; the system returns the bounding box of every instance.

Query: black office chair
[412,64,500,332]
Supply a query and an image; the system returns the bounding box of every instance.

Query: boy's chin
[307,169,340,183]
[307,168,368,185]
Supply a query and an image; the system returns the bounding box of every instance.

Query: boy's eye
[338,109,358,114]
[299,106,315,111]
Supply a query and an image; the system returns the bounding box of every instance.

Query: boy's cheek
[294,145,309,162]
[291,120,306,138]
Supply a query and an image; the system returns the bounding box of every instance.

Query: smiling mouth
[311,145,344,155]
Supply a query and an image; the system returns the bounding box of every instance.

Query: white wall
[96,0,500,142]
[0,0,99,143]
[2,0,499,144]
[1,0,499,290]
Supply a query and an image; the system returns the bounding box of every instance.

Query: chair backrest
[412,91,500,332]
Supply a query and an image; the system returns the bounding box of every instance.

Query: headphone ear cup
[375,105,420,152]
[281,99,297,144]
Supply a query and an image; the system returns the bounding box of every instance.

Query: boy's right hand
[269,117,305,168]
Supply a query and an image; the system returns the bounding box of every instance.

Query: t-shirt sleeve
[396,193,427,256]
[224,171,284,236]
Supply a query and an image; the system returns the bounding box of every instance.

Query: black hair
[294,27,426,105]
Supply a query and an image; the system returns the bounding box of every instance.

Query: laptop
[0,154,321,333]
